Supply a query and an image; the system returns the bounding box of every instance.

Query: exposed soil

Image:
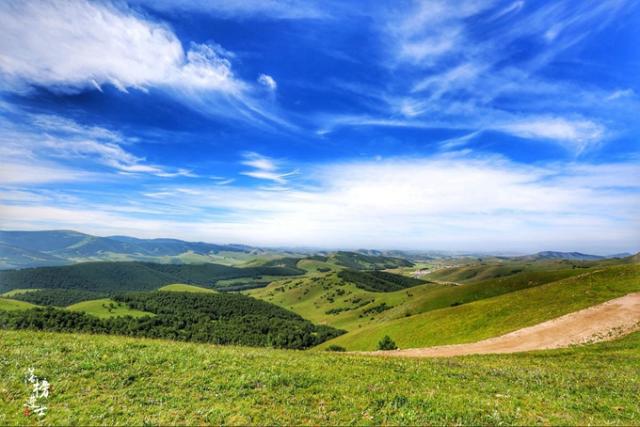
[368,292,640,358]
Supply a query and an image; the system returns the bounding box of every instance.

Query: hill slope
[0,261,304,292]
[2,330,640,424]
[318,264,640,350]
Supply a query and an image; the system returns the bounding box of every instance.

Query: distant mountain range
[0,229,632,270]
[0,230,264,269]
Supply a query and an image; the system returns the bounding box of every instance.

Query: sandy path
[367,292,640,358]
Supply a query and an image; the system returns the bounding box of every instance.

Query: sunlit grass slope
[1,329,639,425]
[318,264,640,350]
[0,297,37,311]
[248,268,586,332]
[1,288,40,297]
[158,283,216,293]
[66,298,153,319]
[248,274,449,331]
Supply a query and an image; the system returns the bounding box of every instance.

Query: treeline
[11,289,107,307]
[338,270,426,292]
[0,291,344,349]
[0,261,305,293]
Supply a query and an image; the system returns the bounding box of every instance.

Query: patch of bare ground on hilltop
[368,292,640,358]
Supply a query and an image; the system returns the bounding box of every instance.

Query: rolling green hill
[249,267,590,332]
[0,261,304,293]
[2,329,640,424]
[0,298,37,311]
[318,263,640,350]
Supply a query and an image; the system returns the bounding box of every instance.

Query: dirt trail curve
[368,292,640,358]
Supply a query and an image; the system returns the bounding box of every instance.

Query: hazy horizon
[1,1,638,253]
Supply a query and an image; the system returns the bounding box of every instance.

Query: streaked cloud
[4,154,637,253]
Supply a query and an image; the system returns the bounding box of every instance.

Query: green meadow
[66,298,153,319]
[1,329,640,425]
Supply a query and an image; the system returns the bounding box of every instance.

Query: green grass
[1,329,640,424]
[158,283,216,293]
[66,298,153,319]
[0,297,37,311]
[1,288,40,297]
[248,268,587,333]
[318,264,640,350]
[248,273,450,331]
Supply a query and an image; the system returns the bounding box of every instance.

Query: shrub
[326,345,346,352]
[377,335,398,350]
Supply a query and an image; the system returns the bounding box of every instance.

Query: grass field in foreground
[66,298,153,318]
[0,297,37,311]
[1,329,639,425]
[158,283,216,293]
[318,264,640,350]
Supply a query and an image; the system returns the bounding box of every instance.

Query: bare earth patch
[368,292,640,358]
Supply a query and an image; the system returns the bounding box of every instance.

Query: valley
[1,231,638,424]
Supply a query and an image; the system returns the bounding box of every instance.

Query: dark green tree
[377,335,398,350]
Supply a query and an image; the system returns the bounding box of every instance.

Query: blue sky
[0,0,638,253]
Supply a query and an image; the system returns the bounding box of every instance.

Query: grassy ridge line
[1,329,639,424]
[158,284,216,293]
[318,264,640,351]
[0,298,37,311]
[424,258,622,284]
[67,298,153,318]
[1,288,40,297]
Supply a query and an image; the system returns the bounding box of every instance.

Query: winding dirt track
[367,292,640,358]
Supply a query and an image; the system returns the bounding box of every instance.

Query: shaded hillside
[0,261,304,292]
[311,251,413,270]
[337,270,426,292]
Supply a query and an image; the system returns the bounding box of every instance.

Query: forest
[0,291,344,349]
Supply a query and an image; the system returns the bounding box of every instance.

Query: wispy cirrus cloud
[0,107,194,183]
[240,152,298,184]
[315,0,635,153]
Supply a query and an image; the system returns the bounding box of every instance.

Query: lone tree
[377,335,398,350]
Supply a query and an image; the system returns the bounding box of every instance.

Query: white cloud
[498,117,605,152]
[9,154,636,253]
[0,0,241,94]
[257,74,277,91]
[0,111,194,180]
[240,152,296,183]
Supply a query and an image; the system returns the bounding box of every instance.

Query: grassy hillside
[158,283,216,293]
[248,273,450,330]
[318,264,640,350]
[67,298,153,318]
[2,330,640,424]
[0,298,37,311]
[249,268,588,332]
[325,251,413,270]
[0,261,304,293]
[337,270,427,292]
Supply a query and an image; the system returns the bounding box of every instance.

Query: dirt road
[369,292,640,358]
